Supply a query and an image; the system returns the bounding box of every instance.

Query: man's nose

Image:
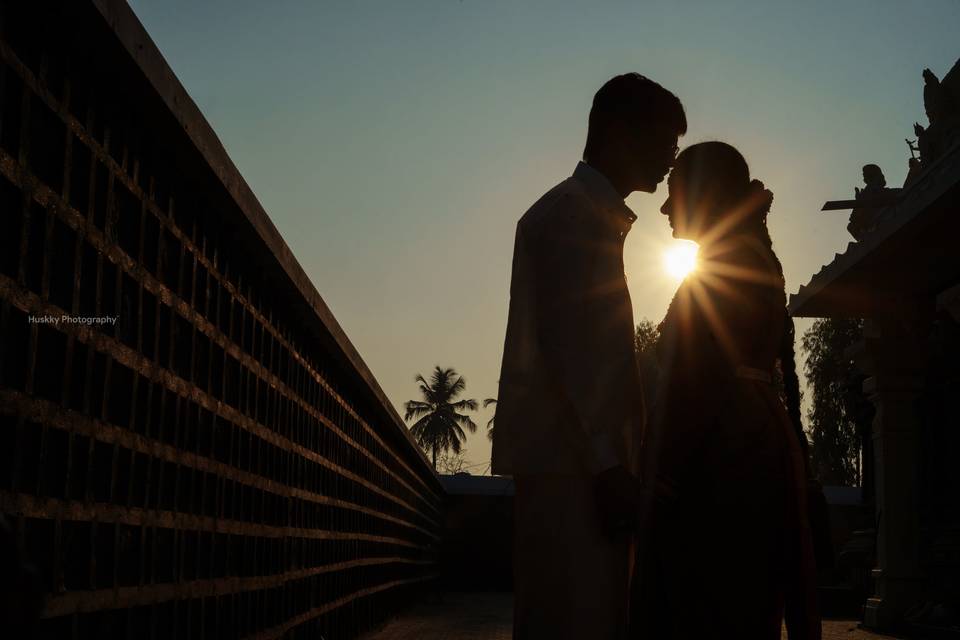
[660,201,670,215]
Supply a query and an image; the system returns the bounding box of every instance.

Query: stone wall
[0,2,444,638]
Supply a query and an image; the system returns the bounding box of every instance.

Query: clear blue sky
[129,0,959,474]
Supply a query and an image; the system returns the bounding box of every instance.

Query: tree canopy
[404,366,478,470]
[801,318,869,486]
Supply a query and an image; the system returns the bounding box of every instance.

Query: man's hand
[593,465,642,541]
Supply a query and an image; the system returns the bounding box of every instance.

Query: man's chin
[638,174,668,193]
[635,179,661,194]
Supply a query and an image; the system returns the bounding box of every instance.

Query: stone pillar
[859,315,929,630]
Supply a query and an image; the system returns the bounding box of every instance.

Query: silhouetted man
[491,73,686,639]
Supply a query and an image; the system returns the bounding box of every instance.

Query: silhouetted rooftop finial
[912,61,960,174]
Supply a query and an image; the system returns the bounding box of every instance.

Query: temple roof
[789,141,960,318]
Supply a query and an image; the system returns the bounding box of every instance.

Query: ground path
[360,592,904,640]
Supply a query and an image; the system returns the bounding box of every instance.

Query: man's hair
[583,73,687,157]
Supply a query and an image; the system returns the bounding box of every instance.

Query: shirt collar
[572,161,638,229]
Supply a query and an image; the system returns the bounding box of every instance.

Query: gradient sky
[129,0,959,475]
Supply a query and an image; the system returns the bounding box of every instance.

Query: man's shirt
[491,162,645,476]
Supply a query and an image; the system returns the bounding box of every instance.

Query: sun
[663,241,699,280]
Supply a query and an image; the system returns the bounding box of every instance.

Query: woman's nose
[660,200,671,216]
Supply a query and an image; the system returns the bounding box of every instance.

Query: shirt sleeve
[534,196,639,474]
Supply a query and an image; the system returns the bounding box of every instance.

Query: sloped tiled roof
[789,141,960,317]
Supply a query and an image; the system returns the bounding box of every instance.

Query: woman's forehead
[666,167,685,188]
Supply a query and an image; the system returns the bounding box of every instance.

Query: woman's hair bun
[745,179,774,222]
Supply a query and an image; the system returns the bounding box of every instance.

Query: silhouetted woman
[631,142,821,640]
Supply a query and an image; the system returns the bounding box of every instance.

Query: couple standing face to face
[500,74,818,640]
[584,73,756,244]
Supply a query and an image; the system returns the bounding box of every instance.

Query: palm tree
[483,398,497,441]
[404,367,478,469]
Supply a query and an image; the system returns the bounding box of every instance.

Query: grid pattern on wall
[0,2,444,638]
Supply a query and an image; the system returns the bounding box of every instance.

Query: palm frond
[453,412,478,433]
[450,431,466,453]
[451,398,478,412]
[449,375,467,398]
[431,367,452,391]
[408,414,437,446]
[414,374,436,403]
[404,401,433,421]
